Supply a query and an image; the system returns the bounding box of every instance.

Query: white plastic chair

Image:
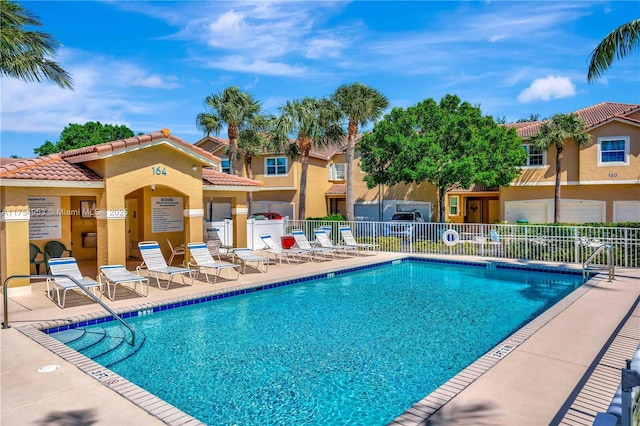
[99,264,149,300]
[47,257,103,308]
[137,241,194,290]
[166,239,185,266]
[291,229,334,259]
[339,226,379,255]
[259,234,312,264]
[231,248,269,273]
[314,229,358,256]
[187,242,240,283]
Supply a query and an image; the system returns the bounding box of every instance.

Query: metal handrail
[582,243,615,283]
[2,274,135,346]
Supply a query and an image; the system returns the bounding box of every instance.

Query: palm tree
[587,18,640,82]
[271,97,344,219]
[237,122,270,216]
[0,0,73,89]
[530,113,591,223]
[331,83,389,221]
[196,86,262,175]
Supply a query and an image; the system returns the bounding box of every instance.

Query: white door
[125,199,139,258]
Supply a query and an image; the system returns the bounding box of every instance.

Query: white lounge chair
[259,233,312,264]
[339,226,379,255]
[187,242,240,283]
[231,248,269,273]
[99,264,149,300]
[314,228,358,256]
[47,257,103,308]
[137,241,194,290]
[291,229,334,259]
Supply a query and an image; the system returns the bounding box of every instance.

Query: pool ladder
[2,274,136,346]
[582,243,614,283]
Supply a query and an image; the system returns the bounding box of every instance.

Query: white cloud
[305,38,344,59]
[517,76,576,103]
[0,48,179,133]
[205,55,308,76]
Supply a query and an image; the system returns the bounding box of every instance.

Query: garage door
[354,203,384,221]
[560,200,605,223]
[614,201,640,222]
[504,201,548,223]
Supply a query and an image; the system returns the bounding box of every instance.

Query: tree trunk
[227,125,239,176]
[378,184,383,221]
[345,120,358,222]
[554,146,563,223]
[246,155,253,216]
[298,137,311,220]
[439,186,446,223]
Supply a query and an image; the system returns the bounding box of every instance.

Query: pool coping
[15,256,599,426]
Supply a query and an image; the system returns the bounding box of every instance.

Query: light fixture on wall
[192,165,198,171]
[151,184,156,191]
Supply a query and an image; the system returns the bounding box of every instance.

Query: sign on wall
[151,197,184,233]
[28,196,62,240]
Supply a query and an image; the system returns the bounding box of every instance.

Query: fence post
[624,228,628,268]
[574,227,580,264]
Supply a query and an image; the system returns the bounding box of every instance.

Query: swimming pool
[46,259,584,425]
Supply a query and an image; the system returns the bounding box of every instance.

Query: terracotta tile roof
[576,102,640,127]
[1,158,21,166]
[325,184,346,195]
[61,129,219,164]
[202,168,263,187]
[0,154,103,181]
[513,102,640,138]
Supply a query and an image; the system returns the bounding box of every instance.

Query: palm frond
[587,19,640,82]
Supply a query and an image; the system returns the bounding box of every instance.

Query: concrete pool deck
[1,253,638,425]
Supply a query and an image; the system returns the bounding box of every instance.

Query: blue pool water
[52,260,583,425]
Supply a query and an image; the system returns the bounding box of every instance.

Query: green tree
[196,86,263,176]
[530,113,591,223]
[360,95,526,222]
[34,122,135,156]
[517,113,542,123]
[270,97,344,219]
[0,0,73,89]
[237,119,271,216]
[331,83,389,221]
[587,18,640,82]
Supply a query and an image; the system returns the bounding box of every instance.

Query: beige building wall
[505,116,640,223]
[579,121,640,182]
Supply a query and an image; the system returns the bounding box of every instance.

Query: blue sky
[1,1,639,158]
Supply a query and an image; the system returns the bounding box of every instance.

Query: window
[598,136,629,165]
[449,196,459,216]
[265,157,287,176]
[329,163,346,181]
[221,158,230,174]
[522,144,545,166]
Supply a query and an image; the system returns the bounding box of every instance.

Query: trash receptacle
[82,232,97,248]
[281,235,295,249]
